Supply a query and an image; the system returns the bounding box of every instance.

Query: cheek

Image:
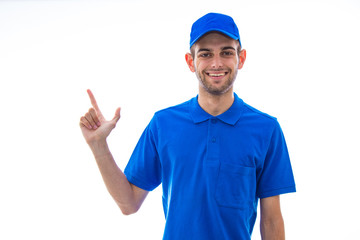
[195,59,209,71]
[228,59,240,70]
[194,61,203,72]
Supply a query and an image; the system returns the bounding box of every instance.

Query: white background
[1,0,359,239]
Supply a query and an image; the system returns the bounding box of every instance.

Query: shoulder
[242,101,277,121]
[147,98,194,130]
[242,101,278,122]
[239,100,281,134]
[153,98,193,120]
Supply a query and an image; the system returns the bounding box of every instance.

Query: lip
[205,71,228,79]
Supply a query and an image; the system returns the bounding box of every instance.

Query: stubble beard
[196,68,238,96]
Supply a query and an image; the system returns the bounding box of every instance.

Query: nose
[210,55,223,69]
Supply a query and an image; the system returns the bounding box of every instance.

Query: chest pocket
[215,162,256,209]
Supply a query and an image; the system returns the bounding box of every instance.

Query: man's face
[186,32,246,96]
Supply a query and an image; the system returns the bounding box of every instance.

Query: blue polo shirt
[124,93,296,240]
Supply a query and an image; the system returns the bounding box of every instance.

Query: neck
[198,88,234,116]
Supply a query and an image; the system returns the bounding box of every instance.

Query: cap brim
[190,29,239,48]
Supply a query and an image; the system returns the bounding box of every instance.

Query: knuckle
[89,108,98,119]
[110,121,117,128]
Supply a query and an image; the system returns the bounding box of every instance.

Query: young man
[80,13,296,240]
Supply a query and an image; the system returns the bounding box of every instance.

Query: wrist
[88,139,110,157]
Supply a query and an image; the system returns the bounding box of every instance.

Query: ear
[185,53,195,73]
[237,49,247,70]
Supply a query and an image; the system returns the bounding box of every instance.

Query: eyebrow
[222,46,236,51]
[197,46,236,53]
[197,48,211,53]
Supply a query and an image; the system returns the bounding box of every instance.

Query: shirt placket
[206,117,220,162]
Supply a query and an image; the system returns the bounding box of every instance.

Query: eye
[222,51,235,56]
[199,53,212,58]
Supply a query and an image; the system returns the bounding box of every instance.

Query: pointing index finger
[87,89,102,114]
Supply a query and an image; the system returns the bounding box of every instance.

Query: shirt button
[211,119,217,124]
[211,137,216,143]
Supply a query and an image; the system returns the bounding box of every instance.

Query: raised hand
[79,89,121,145]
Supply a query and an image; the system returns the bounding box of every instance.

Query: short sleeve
[124,116,162,191]
[256,121,296,198]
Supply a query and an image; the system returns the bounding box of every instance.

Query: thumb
[111,107,121,124]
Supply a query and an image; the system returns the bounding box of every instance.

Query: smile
[206,72,228,77]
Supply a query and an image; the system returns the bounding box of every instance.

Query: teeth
[209,73,225,77]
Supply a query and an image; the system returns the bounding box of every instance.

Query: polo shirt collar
[190,93,244,126]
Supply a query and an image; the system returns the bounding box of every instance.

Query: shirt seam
[257,185,296,198]
[125,172,156,192]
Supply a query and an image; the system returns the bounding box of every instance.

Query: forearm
[260,216,285,240]
[89,140,138,215]
[79,90,146,214]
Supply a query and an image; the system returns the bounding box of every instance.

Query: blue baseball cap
[190,13,241,49]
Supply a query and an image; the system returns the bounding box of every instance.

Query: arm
[260,195,285,240]
[80,89,148,215]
